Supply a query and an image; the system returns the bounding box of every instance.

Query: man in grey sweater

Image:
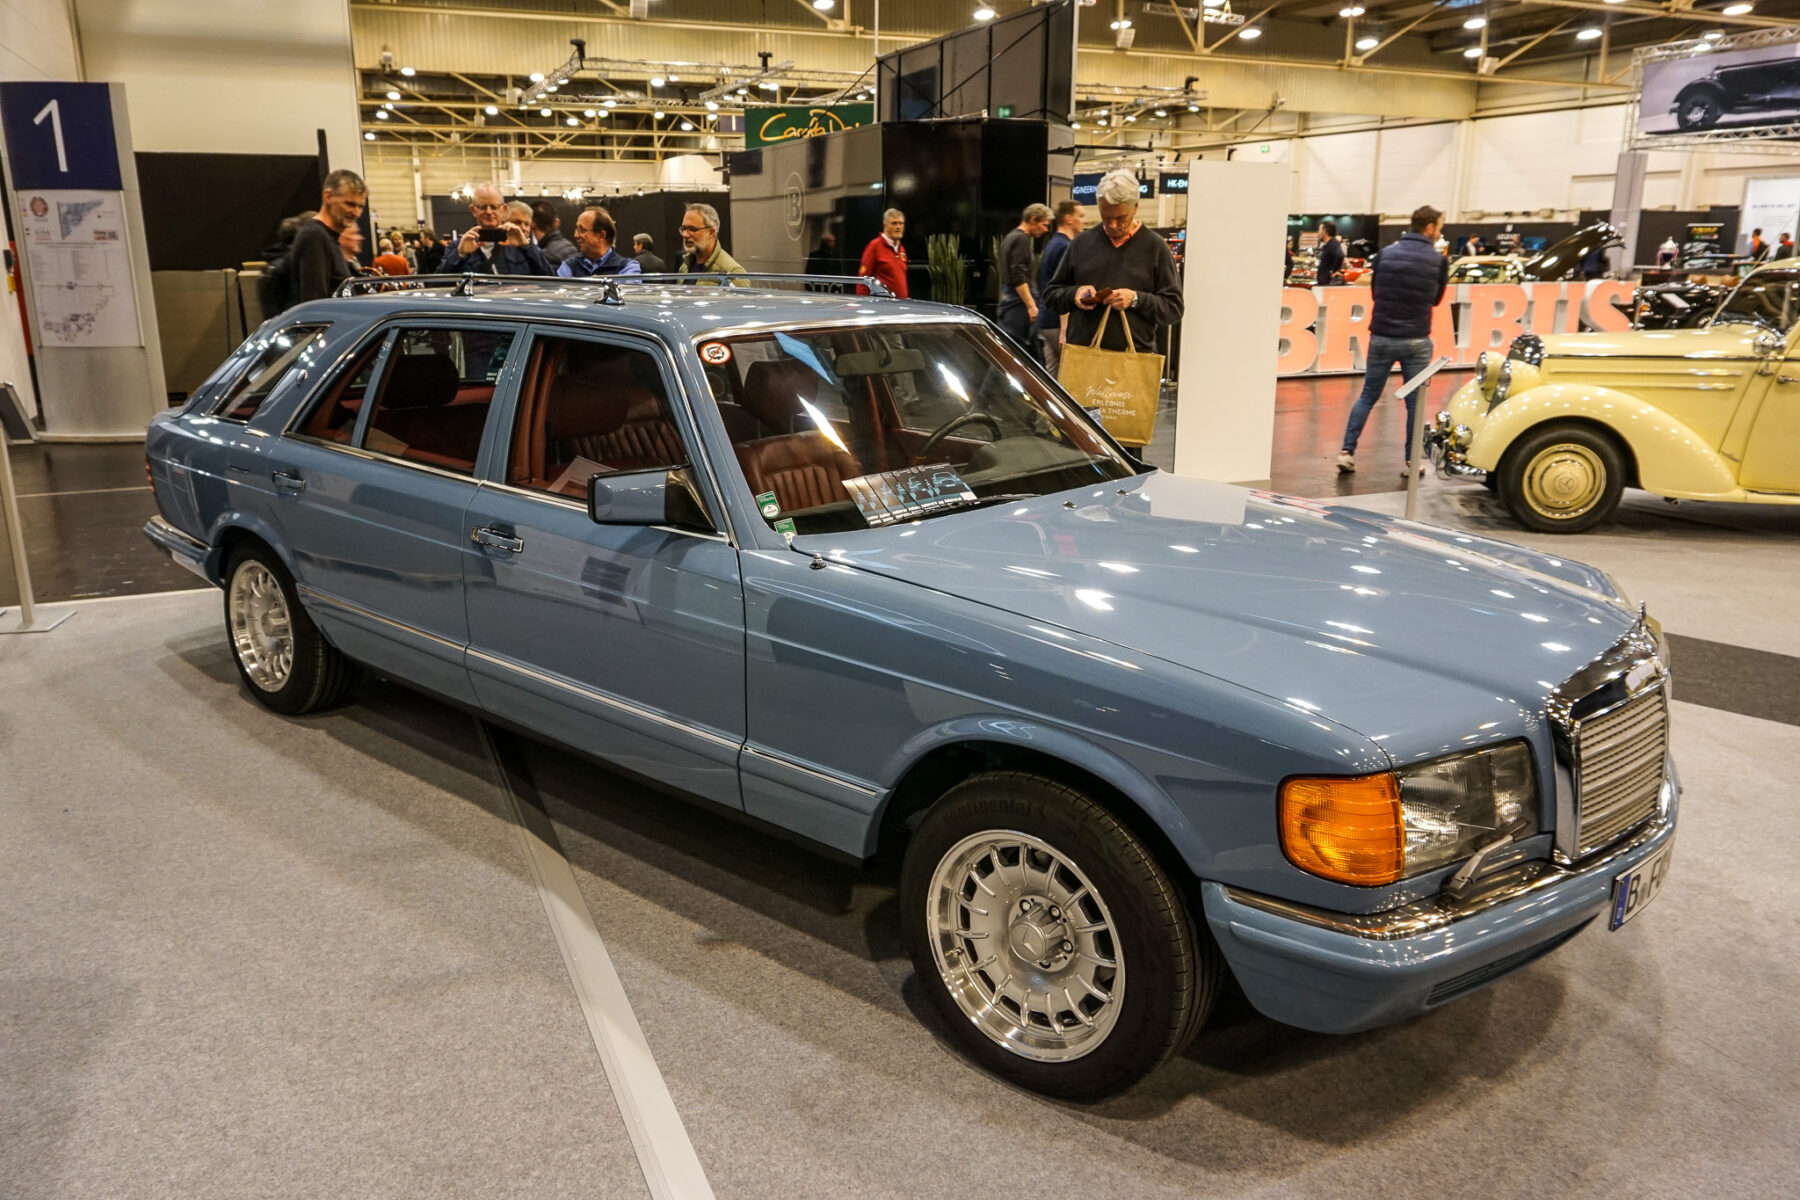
[1043,170,1182,354]
[997,204,1052,359]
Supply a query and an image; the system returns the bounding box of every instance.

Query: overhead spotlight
[814,0,835,8]
[974,6,996,20]
[680,120,695,130]
[738,87,750,95]
[669,74,680,81]
[540,107,552,116]
[1704,28,1724,38]
[705,99,719,110]
[1110,18,1131,29]
[1722,1,1752,11]
[399,66,415,77]
[1239,25,1262,38]
[383,102,394,110]
[485,104,498,114]
[530,72,546,82]
[1098,118,1109,126]
[1154,107,1167,117]
[1356,34,1379,49]
[1188,101,1200,111]
[655,109,666,118]
[566,116,579,125]
[651,76,665,87]
[1070,121,1081,129]
[386,90,401,101]
[1693,39,1713,48]
[584,108,597,116]
[760,80,779,89]
[1464,16,1486,29]
[1125,113,1137,121]
[1339,5,1364,15]
[375,109,389,119]
[602,97,617,106]
[1463,45,1482,57]
[1576,25,1603,39]
[595,108,608,117]
[363,131,375,140]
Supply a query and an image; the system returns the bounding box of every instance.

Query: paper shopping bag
[1055,308,1164,446]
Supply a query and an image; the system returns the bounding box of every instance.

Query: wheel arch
[1468,383,1740,497]
[872,730,1204,890]
[205,513,298,585]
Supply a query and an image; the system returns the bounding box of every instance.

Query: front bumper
[1202,772,1679,1034]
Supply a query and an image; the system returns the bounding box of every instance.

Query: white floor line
[13,485,151,498]
[479,722,714,1200]
[54,587,213,606]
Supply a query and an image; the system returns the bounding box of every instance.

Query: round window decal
[701,342,731,364]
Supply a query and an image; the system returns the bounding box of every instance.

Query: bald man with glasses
[438,183,552,276]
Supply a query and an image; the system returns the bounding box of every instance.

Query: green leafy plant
[928,233,966,306]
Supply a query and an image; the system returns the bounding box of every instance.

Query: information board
[0,82,123,190]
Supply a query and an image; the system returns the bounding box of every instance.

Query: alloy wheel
[229,561,295,692]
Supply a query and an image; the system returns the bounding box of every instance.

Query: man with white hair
[676,202,745,279]
[1043,169,1182,356]
[858,208,909,298]
[438,184,551,276]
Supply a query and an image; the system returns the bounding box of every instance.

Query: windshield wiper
[939,492,1044,514]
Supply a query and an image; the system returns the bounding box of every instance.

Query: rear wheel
[1498,423,1627,533]
[1676,88,1724,131]
[900,772,1220,1101]
[224,546,358,714]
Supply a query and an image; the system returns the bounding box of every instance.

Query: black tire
[1675,87,1724,131]
[1497,422,1627,534]
[900,771,1221,1101]
[223,544,359,715]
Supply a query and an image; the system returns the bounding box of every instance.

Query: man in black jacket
[289,169,367,305]
[1315,220,1345,284]
[1338,205,1448,476]
[1044,170,1182,355]
[632,234,666,274]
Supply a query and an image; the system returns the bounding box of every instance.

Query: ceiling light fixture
[814,0,835,8]
[485,104,498,114]
[595,108,608,117]
[1339,5,1364,14]
[375,109,389,119]
[399,66,415,76]
[974,6,996,20]
[540,107,552,116]
[760,80,779,89]
[680,120,695,130]
[1576,25,1603,39]
[1356,34,1379,49]
[651,76,665,87]
[386,90,400,100]
[1070,121,1081,129]
[566,116,579,125]
[602,97,617,106]
[584,108,597,116]
[1239,25,1262,38]
[1704,28,1724,38]
[1110,18,1132,29]
[1464,45,1482,57]
[1722,1,1753,12]
[1188,101,1200,111]
[705,99,719,110]
[530,73,546,82]
[1463,16,1486,29]
[669,74,680,81]
[364,131,376,140]
[1154,107,1167,116]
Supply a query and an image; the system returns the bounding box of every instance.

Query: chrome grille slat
[1573,687,1668,856]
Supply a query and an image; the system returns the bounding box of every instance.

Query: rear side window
[295,335,388,444]
[212,325,328,422]
[359,326,516,475]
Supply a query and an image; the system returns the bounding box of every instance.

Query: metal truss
[1625,22,1800,155]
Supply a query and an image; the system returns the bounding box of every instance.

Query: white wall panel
[1294,131,1378,213]
[74,0,362,170]
[0,0,80,80]
[1373,123,1455,215]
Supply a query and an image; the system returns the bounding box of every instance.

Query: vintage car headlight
[1489,361,1513,411]
[1451,424,1473,452]
[1475,351,1499,392]
[1280,741,1538,886]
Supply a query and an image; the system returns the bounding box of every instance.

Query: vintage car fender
[1465,381,1741,499]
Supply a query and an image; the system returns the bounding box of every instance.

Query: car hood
[798,473,1639,763]
[1534,322,1765,360]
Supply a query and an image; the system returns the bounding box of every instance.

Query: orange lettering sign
[1278,288,1319,375]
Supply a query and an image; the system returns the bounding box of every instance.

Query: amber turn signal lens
[1279,773,1405,885]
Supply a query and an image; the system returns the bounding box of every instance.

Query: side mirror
[588,466,715,532]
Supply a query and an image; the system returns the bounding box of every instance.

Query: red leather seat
[738,359,821,436]
[735,432,861,513]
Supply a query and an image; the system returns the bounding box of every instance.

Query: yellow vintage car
[1430,261,1800,531]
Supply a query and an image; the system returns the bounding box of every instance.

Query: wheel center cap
[1008,899,1070,967]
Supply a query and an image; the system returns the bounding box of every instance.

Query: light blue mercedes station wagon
[144,276,1678,1100]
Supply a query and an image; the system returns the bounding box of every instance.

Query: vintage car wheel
[1676,89,1723,131]
[900,771,1220,1101]
[224,546,359,715]
[1499,423,1626,534]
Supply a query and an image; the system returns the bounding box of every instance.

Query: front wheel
[1497,423,1627,533]
[1676,89,1723,131]
[224,545,359,714]
[900,772,1220,1101]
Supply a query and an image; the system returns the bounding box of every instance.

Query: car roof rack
[333,272,894,300]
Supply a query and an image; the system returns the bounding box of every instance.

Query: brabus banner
[1276,280,1639,376]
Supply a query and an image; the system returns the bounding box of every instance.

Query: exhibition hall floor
[5,397,1800,1198]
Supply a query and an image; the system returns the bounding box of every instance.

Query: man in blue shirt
[557,206,642,278]
[438,184,551,276]
[1035,200,1083,376]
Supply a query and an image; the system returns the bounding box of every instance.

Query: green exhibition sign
[745,103,875,149]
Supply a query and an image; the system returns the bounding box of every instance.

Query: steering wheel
[917,411,1003,460]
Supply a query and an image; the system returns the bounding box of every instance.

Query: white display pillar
[1172,159,1288,484]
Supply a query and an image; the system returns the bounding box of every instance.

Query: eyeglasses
[471,203,504,212]
[679,223,709,234]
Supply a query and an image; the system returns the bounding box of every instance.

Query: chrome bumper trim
[143,516,213,579]
[1220,784,1675,941]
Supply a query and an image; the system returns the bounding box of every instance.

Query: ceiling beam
[1492,17,1576,69]
[1201,1,1282,54]
[1352,0,1454,65]
[1519,0,1800,27]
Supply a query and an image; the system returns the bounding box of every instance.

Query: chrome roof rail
[330,271,896,300]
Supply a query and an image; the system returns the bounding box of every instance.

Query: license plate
[1608,840,1673,930]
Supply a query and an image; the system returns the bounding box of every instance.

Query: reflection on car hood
[801,472,1639,763]
[1535,323,1765,360]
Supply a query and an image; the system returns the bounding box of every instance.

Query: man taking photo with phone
[438,183,552,276]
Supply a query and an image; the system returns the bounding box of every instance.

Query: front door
[462,328,746,809]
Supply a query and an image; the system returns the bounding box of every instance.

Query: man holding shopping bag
[1043,170,1183,446]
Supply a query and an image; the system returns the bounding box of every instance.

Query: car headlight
[1279,741,1538,885]
[1489,360,1513,411]
[1475,351,1497,392]
[1452,424,1473,452]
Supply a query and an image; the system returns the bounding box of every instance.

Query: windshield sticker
[755,490,780,520]
[700,342,731,364]
[844,465,977,526]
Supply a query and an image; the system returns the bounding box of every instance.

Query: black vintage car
[1614,280,1730,329]
[1516,221,1623,281]
[1673,59,1800,131]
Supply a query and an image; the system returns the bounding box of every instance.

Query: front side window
[505,334,688,498]
[359,326,516,474]
[702,323,1136,534]
[1710,270,1800,333]
[212,325,328,422]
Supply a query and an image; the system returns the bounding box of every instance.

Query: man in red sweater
[858,208,909,298]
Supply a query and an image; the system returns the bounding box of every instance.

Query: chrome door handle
[271,470,306,492]
[471,527,524,553]
[1778,374,1800,385]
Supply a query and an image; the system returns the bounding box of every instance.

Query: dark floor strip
[1666,633,1800,728]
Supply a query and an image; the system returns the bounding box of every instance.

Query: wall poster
[16,187,141,348]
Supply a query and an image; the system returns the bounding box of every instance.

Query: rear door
[462,327,746,809]
[270,321,522,703]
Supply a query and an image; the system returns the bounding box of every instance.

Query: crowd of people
[267,170,738,313]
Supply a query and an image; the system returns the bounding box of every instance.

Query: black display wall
[136,152,321,270]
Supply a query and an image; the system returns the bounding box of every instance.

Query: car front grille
[1574,689,1669,856]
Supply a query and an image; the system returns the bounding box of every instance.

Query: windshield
[1709,270,1800,332]
[702,323,1138,534]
